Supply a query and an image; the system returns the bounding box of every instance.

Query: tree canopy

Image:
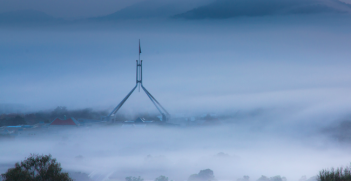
[126,176,144,181]
[155,175,169,181]
[188,169,215,181]
[1,154,72,181]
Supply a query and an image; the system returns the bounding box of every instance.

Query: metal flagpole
[107,39,170,121]
[138,39,141,92]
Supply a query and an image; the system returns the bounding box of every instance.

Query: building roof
[50,117,78,126]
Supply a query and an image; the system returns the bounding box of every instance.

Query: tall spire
[139,39,141,62]
[107,40,170,122]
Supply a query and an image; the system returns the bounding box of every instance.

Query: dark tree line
[0,106,108,126]
[0,116,26,127]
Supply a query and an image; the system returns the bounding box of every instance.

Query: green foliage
[126,176,144,181]
[1,154,72,181]
[318,166,351,181]
[155,175,169,181]
[188,169,215,181]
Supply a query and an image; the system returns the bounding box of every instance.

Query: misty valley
[1,0,351,180]
[1,105,351,181]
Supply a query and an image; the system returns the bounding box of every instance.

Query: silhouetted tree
[238,176,250,181]
[318,166,351,181]
[1,154,72,181]
[270,176,286,181]
[11,116,26,125]
[51,106,68,118]
[257,176,287,181]
[257,176,270,181]
[155,175,169,181]
[126,176,144,181]
[188,169,215,181]
[0,115,26,126]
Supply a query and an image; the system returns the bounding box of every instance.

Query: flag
[139,39,141,54]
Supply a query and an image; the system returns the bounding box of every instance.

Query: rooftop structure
[50,117,79,126]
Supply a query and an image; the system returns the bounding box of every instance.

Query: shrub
[237,176,250,181]
[318,166,351,181]
[155,175,169,181]
[188,169,215,181]
[257,176,270,181]
[126,176,144,181]
[271,176,287,181]
[1,154,72,181]
[257,175,287,181]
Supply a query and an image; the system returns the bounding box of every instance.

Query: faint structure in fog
[107,40,170,122]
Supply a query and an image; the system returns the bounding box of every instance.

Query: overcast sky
[0,0,144,19]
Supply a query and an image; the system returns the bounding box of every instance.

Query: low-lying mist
[1,13,351,181]
[1,110,351,181]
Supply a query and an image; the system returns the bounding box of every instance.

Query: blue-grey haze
[1,1,351,181]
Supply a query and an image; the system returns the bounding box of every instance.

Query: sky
[0,0,144,19]
[1,0,351,181]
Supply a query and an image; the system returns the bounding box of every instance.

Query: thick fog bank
[1,123,351,181]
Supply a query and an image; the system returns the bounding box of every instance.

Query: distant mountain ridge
[93,0,213,20]
[0,10,61,24]
[173,0,351,19]
[1,0,351,24]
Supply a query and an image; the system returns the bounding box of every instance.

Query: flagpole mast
[107,39,170,122]
[138,39,141,92]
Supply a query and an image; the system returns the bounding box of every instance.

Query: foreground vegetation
[318,166,351,181]
[2,154,351,181]
[1,154,72,181]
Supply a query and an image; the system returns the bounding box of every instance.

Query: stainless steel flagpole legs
[107,41,170,122]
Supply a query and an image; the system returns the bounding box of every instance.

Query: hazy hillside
[94,0,212,20]
[0,10,61,24]
[174,0,351,19]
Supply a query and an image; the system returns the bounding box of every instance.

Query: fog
[1,121,351,181]
[1,7,351,181]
